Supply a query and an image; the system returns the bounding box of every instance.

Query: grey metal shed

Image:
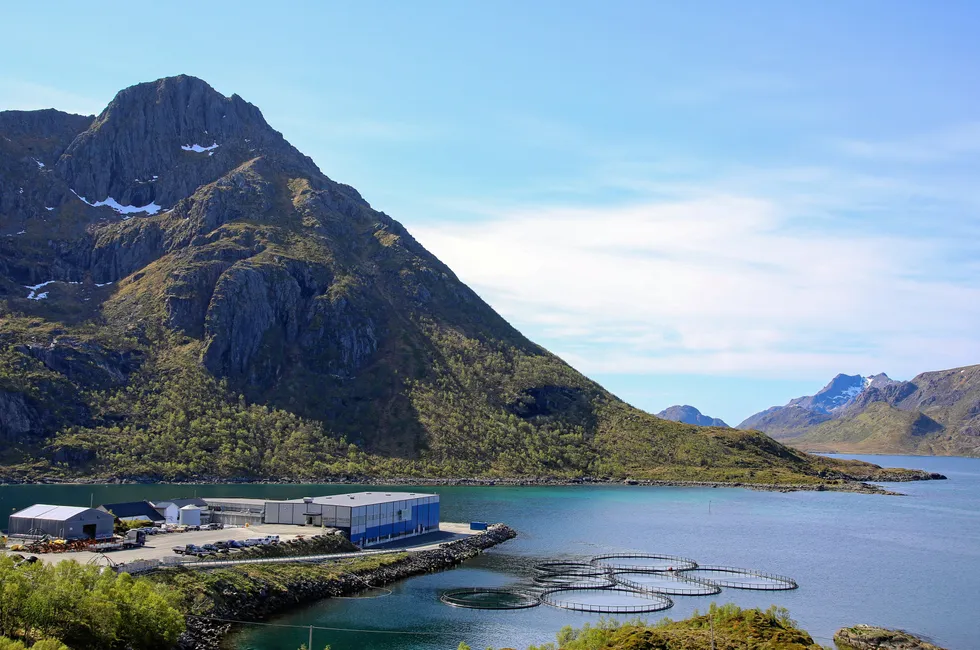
[7,504,115,540]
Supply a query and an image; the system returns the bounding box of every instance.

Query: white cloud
[833,122,980,164]
[413,194,980,379]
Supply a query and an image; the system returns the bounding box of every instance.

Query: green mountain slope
[0,76,936,484]
[790,365,980,457]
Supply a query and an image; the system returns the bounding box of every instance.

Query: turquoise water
[2,455,977,649]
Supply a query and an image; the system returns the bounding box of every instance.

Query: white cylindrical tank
[179,505,202,526]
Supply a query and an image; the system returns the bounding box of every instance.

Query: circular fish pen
[440,553,797,612]
[679,565,798,590]
[532,573,617,589]
[539,587,673,614]
[590,553,698,572]
[534,562,609,576]
[440,588,541,610]
[612,571,721,596]
[533,562,615,588]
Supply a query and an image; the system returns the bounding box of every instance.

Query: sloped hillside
[0,75,937,483]
[791,365,980,457]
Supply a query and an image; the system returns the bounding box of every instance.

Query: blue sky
[2,1,978,424]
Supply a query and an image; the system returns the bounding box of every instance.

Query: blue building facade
[263,492,440,546]
[348,493,440,545]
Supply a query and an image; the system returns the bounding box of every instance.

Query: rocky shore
[1,471,945,494]
[174,523,517,650]
[834,624,947,650]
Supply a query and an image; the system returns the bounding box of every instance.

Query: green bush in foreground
[468,604,824,650]
[0,637,69,649]
[0,557,184,650]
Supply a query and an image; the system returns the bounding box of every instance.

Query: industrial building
[150,501,179,524]
[204,491,440,546]
[97,501,166,524]
[7,504,114,540]
[203,497,266,527]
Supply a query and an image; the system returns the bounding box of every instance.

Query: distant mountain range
[738,366,980,457]
[656,405,728,428]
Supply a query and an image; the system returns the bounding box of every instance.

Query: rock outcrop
[834,625,947,650]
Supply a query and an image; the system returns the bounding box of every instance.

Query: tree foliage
[0,556,184,650]
[480,605,821,650]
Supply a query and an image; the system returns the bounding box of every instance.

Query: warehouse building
[97,501,166,524]
[203,497,267,527]
[265,492,440,546]
[202,491,440,546]
[150,501,180,524]
[7,504,114,540]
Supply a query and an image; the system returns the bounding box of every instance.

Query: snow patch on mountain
[25,280,83,300]
[181,142,219,155]
[71,190,162,218]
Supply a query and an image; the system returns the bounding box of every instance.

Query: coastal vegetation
[0,334,929,489]
[0,556,184,649]
[459,604,949,649]
[463,604,822,649]
[148,552,408,618]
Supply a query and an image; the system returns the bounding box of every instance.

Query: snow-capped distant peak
[836,383,864,402]
[792,373,872,414]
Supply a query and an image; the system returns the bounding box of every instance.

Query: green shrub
[0,556,183,650]
[28,641,69,650]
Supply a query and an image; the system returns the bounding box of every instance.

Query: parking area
[4,523,315,566]
[2,522,480,567]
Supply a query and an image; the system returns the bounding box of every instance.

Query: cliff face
[0,76,930,482]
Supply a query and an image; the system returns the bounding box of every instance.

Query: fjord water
[2,456,977,649]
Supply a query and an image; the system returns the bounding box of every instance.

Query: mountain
[0,75,934,484]
[789,365,980,456]
[656,405,728,428]
[738,373,892,437]
[739,367,980,457]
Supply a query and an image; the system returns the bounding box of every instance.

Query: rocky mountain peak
[865,372,893,389]
[54,75,317,212]
[656,404,729,428]
[787,373,869,415]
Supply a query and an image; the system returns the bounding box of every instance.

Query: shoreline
[174,523,518,650]
[1,473,945,495]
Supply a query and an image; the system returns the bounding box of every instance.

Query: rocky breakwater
[175,523,517,650]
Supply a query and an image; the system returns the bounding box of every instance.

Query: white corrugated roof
[283,491,438,507]
[10,504,101,521]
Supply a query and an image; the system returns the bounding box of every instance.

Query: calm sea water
[2,455,977,650]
